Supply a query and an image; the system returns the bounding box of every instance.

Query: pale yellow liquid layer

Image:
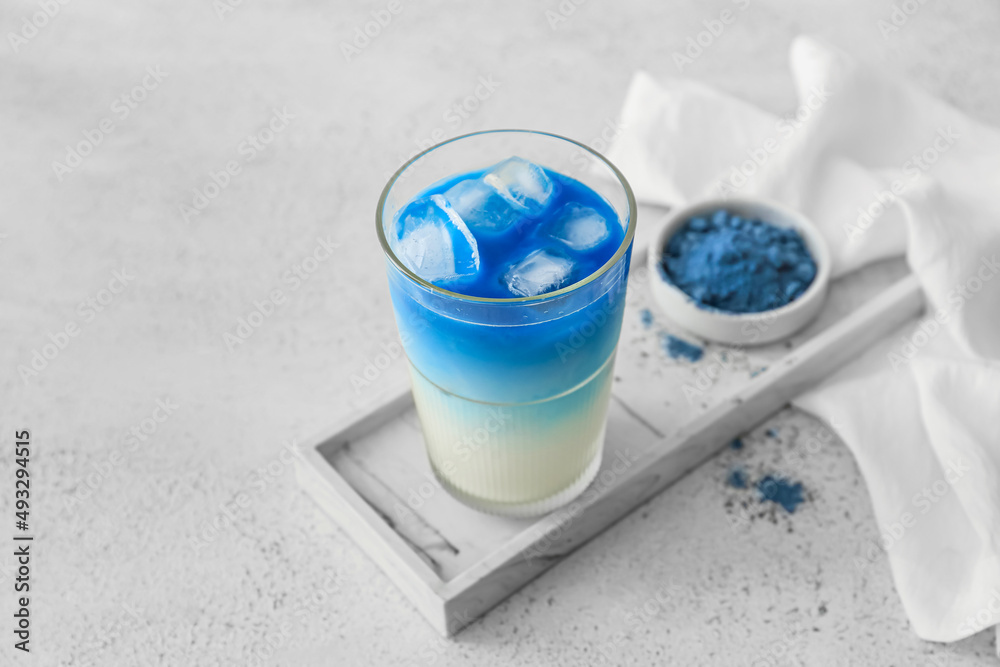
[408,355,615,516]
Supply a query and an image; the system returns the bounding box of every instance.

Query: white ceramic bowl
[647,197,831,347]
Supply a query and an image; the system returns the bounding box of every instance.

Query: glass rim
[375,129,638,304]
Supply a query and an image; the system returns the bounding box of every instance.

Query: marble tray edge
[295,273,925,637]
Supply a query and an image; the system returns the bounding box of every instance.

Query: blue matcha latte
[384,156,632,515]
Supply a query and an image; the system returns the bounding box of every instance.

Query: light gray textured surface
[2,0,999,665]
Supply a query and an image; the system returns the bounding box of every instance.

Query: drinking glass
[376,130,636,517]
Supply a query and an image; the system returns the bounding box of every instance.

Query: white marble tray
[295,209,924,637]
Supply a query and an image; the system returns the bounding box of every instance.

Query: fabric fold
[605,35,1000,643]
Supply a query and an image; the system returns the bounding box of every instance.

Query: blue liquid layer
[398,168,625,299]
[386,166,632,405]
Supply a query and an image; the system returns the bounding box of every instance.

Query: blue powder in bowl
[659,209,817,313]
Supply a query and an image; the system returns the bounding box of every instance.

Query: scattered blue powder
[640,308,654,328]
[659,209,817,313]
[757,475,805,513]
[766,428,779,438]
[749,366,768,378]
[730,437,744,450]
[727,467,748,489]
[663,334,703,362]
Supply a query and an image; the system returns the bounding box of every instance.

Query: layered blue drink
[377,131,636,517]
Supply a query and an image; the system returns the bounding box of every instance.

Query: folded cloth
[605,36,1000,644]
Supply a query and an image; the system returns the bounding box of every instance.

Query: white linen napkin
[604,36,1000,644]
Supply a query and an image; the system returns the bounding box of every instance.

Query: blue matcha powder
[663,334,703,362]
[660,209,817,313]
[727,466,748,489]
[757,475,805,513]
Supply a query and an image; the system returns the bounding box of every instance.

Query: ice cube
[503,248,574,297]
[443,178,522,234]
[389,194,479,284]
[545,203,612,251]
[483,157,555,216]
